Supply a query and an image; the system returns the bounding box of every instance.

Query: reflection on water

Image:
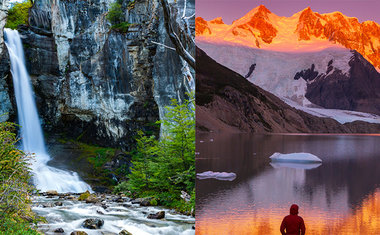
[196,134,380,235]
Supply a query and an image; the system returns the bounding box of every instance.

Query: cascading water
[4,28,92,193]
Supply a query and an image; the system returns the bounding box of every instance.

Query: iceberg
[197,171,237,181]
[270,152,322,163]
[270,162,322,170]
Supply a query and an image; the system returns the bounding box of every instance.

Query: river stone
[46,190,58,196]
[70,232,88,235]
[119,229,133,235]
[85,195,100,203]
[54,202,63,206]
[54,228,64,233]
[82,218,104,229]
[147,211,165,219]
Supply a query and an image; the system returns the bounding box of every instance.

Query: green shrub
[0,121,40,233]
[5,0,33,29]
[107,1,135,33]
[111,22,132,33]
[0,217,39,235]
[107,2,124,25]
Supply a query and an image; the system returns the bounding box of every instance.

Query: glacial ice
[270,152,322,163]
[197,171,237,181]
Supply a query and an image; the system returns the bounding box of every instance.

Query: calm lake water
[196,133,380,235]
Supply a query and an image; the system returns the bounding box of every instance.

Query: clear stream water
[196,133,380,235]
[32,195,195,235]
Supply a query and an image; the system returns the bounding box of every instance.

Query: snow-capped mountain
[196,47,380,133]
[197,41,380,118]
[196,5,380,70]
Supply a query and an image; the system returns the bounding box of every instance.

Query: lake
[196,133,380,235]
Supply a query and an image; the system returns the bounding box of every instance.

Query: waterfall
[4,28,92,193]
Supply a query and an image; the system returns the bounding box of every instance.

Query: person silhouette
[280,204,306,235]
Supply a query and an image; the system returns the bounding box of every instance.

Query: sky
[196,0,380,24]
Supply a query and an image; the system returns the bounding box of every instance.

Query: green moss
[78,190,91,201]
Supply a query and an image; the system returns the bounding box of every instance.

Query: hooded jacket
[280,204,306,235]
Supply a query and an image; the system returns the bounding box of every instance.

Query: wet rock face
[153,0,195,123]
[9,0,195,148]
[16,0,162,147]
[0,0,13,121]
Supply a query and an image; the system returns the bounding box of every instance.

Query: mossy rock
[150,198,158,206]
[78,191,91,201]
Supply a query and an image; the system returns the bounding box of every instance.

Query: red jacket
[280,204,306,235]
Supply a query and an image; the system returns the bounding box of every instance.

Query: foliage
[107,2,124,25]
[5,0,33,29]
[0,218,39,235]
[111,22,132,33]
[0,121,40,233]
[114,93,195,214]
[107,0,135,33]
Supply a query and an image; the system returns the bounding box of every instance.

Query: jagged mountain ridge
[196,5,380,70]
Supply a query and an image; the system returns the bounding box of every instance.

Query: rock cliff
[2,0,194,148]
[0,0,12,122]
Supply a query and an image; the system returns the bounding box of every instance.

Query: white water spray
[4,28,92,193]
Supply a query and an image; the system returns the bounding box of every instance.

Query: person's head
[290,204,299,215]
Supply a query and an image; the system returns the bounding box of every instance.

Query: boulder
[54,202,63,206]
[147,211,165,219]
[46,190,58,196]
[119,229,133,235]
[54,228,64,233]
[82,218,104,229]
[85,195,100,204]
[70,232,88,235]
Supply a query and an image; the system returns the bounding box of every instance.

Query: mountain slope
[196,5,380,70]
[197,41,380,118]
[196,47,380,133]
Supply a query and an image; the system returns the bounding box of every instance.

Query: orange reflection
[196,190,380,235]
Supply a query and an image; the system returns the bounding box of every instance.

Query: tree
[5,0,33,29]
[115,93,195,212]
[106,2,124,25]
[0,121,39,234]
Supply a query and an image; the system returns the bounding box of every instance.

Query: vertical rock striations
[10,0,194,148]
[0,0,12,122]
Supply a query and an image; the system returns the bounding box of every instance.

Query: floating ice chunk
[197,171,237,181]
[270,162,322,170]
[270,152,322,163]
